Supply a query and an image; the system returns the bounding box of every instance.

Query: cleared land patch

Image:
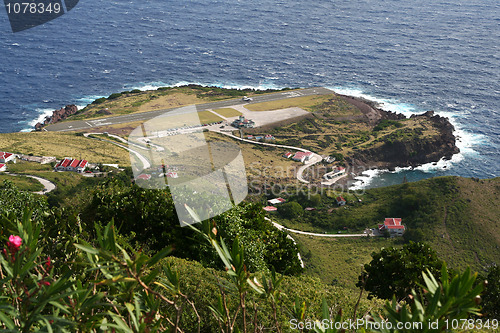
[245,94,334,112]
[197,111,224,124]
[293,235,398,288]
[0,132,131,165]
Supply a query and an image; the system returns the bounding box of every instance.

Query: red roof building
[263,206,278,212]
[0,152,15,163]
[378,218,405,236]
[55,158,88,172]
[336,196,346,206]
[292,151,313,163]
[0,163,6,172]
[137,174,152,180]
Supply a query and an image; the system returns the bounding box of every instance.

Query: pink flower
[45,256,52,270]
[7,235,22,252]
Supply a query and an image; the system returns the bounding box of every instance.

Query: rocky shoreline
[336,95,460,187]
[34,104,79,131]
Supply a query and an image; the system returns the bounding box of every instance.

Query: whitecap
[349,168,387,190]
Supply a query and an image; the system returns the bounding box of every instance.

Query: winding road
[266,217,370,238]
[217,131,323,184]
[7,173,56,195]
[83,133,151,169]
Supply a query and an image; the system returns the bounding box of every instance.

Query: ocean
[0,0,498,187]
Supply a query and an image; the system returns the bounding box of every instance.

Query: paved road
[83,133,151,169]
[217,131,323,184]
[46,87,333,132]
[7,173,56,195]
[267,218,371,238]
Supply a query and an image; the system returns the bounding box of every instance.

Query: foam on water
[350,169,386,190]
[19,108,54,132]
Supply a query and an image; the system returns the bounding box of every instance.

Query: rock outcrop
[34,105,79,130]
[349,110,460,171]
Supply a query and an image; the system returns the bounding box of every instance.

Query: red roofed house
[137,174,152,180]
[0,164,6,172]
[263,206,278,212]
[292,151,313,163]
[55,158,88,173]
[336,196,346,206]
[268,197,286,205]
[0,152,16,163]
[283,152,293,159]
[378,218,405,237]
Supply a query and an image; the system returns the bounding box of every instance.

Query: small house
[263,206,278,212]
[247,135,254,140]
[0,152,16,163]
[283,152,293,159]
[264,134,275,141]
[0,163,6,172]
[137,174,152,181]
[378,218,405,237]
[268,198,286,205]
[292,151,313,163]
[336,196,346,206]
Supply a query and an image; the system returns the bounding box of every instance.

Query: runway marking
[85,122,93,127]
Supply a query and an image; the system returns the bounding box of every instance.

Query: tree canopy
[357,241,443,301]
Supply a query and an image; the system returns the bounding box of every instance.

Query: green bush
[278,201,303,219]
[108,92,123,100]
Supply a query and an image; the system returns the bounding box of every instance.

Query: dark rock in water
[34,105,79,130]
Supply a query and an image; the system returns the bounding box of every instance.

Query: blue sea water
[0,0,498,186]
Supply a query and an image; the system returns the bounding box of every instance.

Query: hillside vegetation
[272,176,500,281]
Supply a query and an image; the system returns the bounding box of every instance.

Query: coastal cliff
[349,110,460,170]
[34,105,79,131]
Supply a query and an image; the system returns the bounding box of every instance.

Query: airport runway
[46,87,333,132]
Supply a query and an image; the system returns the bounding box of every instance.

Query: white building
[0,152,16,163]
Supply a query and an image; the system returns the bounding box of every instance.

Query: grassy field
[245,94,333,112]
[292,234,399,288]
[212,107,242,117]
[0,174,45,192]
[205,132,300,189]
[0,132,131,165]
[197,111,224,124]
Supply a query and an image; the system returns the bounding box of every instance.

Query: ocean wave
[349,169,387,190]
[18,108,54,132]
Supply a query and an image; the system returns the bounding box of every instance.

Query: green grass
[293,234,399,289]
[245,94,333,111]
[0,175,44,192]
[197,111,224,124]
[212,107,242,117]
